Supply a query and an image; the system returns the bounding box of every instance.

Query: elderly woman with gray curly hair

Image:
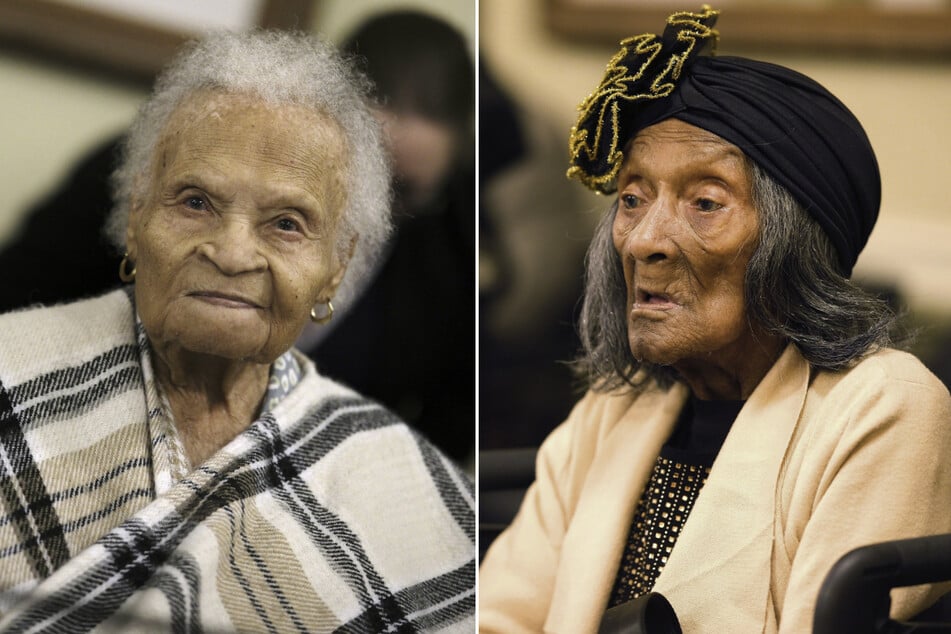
[479,7,951,634]
[0,32,474,632]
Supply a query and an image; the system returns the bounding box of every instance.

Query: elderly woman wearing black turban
[479,7,951,633]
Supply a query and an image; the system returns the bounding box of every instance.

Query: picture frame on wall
[0,0,314,81]
[546,0,951,57]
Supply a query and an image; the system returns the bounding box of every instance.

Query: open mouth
[633,288,677,311]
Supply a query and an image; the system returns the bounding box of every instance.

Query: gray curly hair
[575,162,898,393]
[106,30,391,304]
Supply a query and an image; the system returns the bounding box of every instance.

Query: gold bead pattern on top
[566,5,719,194]
[608,455,710,606]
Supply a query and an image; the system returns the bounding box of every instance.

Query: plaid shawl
[0,289,475,632]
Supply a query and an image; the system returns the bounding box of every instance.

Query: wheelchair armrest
[814,533,951,634]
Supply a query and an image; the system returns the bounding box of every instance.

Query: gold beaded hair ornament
[566,5,882,274]
[567,6,719,194]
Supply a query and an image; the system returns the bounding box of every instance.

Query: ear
[325,234,359,298]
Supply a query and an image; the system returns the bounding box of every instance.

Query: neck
[674,333,786,401]
[152,345,270,466]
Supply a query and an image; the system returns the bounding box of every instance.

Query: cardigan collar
[656,343,809,632]
[545,344,809,633]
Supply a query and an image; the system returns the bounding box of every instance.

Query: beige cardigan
[479,345,951,633]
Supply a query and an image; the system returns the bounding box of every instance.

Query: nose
[618,195,680,264]
[196,218,268,275]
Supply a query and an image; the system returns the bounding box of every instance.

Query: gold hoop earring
[119,253,136,283]
[310,300,334,325]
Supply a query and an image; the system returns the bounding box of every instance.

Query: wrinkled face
[127,92,350,364]
[613,118,759,369]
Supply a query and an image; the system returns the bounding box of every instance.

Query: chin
[161,313,274,362]
[176,330,270,361]
[630,347,679,368]
[627,331,682,367]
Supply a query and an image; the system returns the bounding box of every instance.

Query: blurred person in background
[479,62,591,451]
[307,10,475,463]
[0,135,122,310]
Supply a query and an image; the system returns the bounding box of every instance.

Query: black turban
[568,7,880,274]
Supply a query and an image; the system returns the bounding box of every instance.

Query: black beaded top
[608,395,743,607]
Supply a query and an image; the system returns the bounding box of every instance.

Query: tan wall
[481,0,951,312]
[0,56,145,242]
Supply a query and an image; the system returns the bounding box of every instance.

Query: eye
[275,217,303,233]
[620,193,642,210]
[695,198,723,212]
[183,195,208,211]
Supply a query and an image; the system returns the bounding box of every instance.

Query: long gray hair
[575,162,897,392]
[106,30,391,304]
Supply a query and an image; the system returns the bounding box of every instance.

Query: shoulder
[289,349,414,443]
[804,347,951,446]
[0,287,131,332]
[837,347,946,389]
[550,381,683,451]
[535,382,685,492]
[538,389,632,467]
[0,289,135,384]
[812,347,949,413]
[278,363,474,577]
[285,352,473,487]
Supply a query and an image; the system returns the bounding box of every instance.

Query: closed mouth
[188,291,263,309]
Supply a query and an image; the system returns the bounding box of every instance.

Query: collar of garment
[132,313,301,493]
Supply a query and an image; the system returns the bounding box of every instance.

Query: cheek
[134,221,182,302]
[612,225,624,254]
[694,265,749,340]
[612,243,636,302]
[271,266,312,315]
[137,211,192,267]
[271,250,332,312]
[611,210,630,249]
[612,218,632,275]
[706,285,747,325]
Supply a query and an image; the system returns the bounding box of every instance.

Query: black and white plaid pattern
[0,290,474,632]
